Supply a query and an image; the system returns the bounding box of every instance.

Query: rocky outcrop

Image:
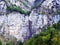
[0,0,60,42]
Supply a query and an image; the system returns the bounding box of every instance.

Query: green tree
[0,40,2,45]
[24,21,60,45]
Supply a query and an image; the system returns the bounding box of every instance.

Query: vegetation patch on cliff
[7,5,31,15]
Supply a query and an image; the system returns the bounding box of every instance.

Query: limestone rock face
[0,1,7,14]
[0,12,60,42]
[0,0,60,42]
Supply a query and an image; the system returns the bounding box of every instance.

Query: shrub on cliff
[7,5,31,15]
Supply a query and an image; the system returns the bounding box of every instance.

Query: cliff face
[0,0,60,42]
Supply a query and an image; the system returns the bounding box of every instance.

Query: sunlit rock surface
[0,0,60,42]
[0,12,60,42]
[0,1,6,14]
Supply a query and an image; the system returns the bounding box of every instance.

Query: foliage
[53,20,60,30]
[0,40,23,45]
[24,21,60,45]
[7,5,31,15]
[0,40,2,45]
[6,41,23,45]
[16,41,23,45]
[6,42,12,45]
[40,12,45,15]
[56,9,60,14]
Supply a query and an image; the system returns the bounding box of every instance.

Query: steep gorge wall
[0,0,60,42]
[0,12,60,42]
